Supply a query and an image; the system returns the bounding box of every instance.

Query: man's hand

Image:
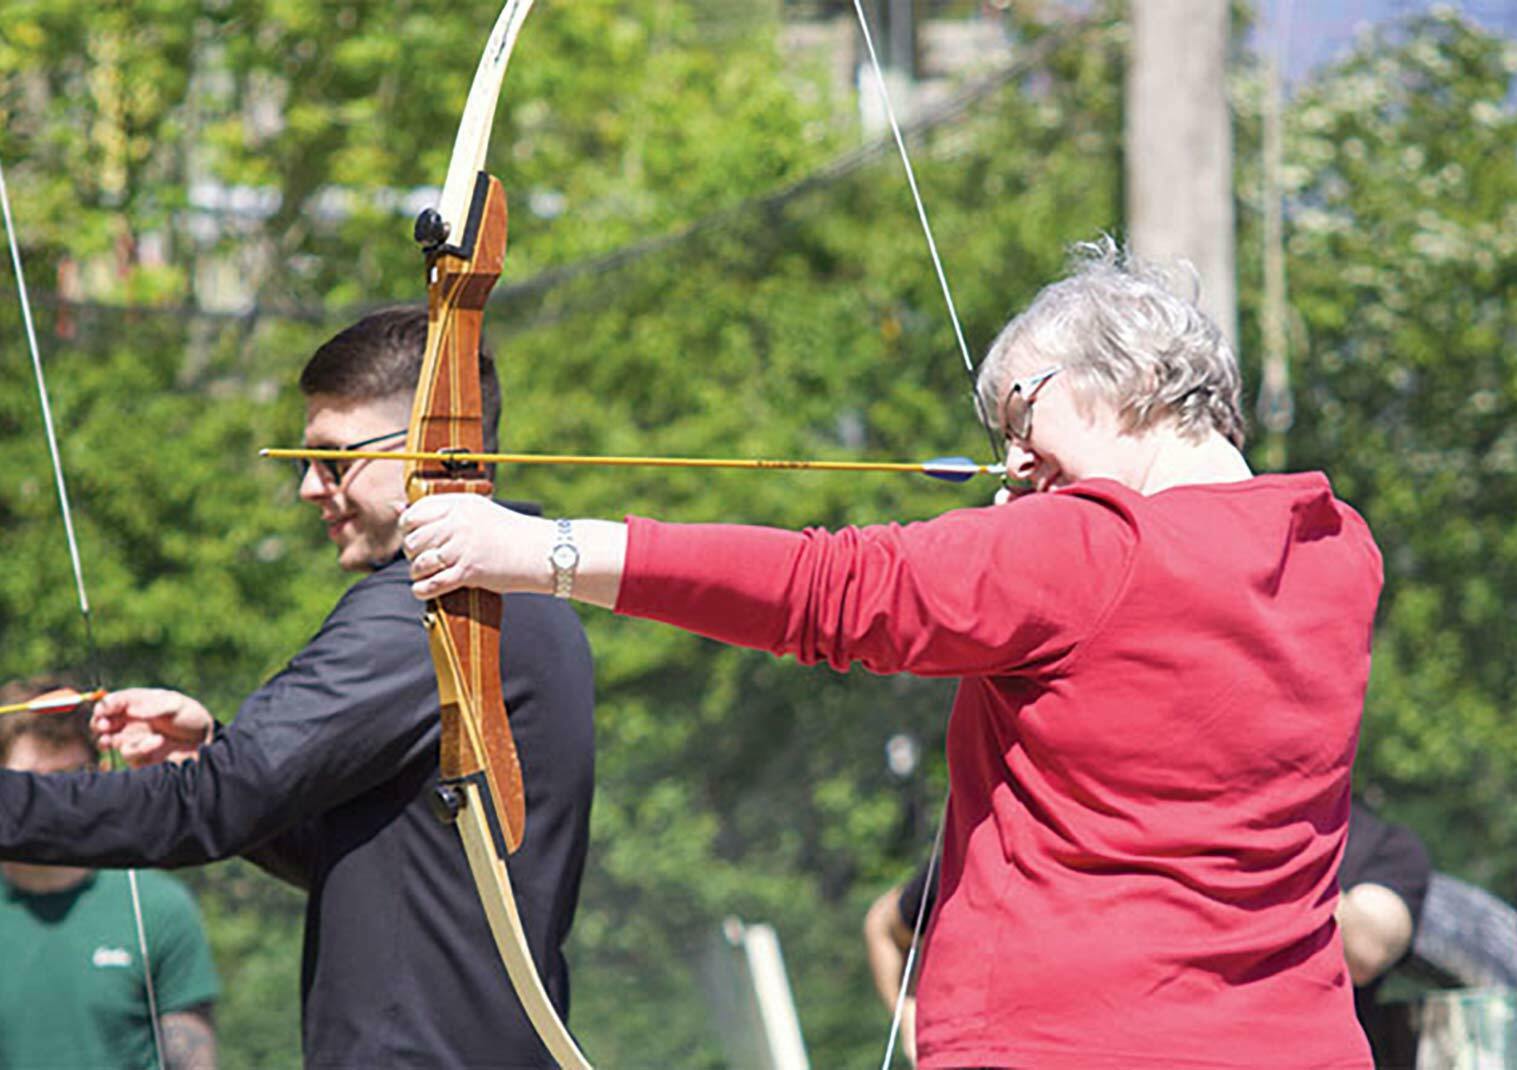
[91,689,215,768]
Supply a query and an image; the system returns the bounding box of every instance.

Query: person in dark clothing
[0,308,596,1069]
[1339,800,1431,1053]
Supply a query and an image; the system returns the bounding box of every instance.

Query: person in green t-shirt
[0,678,220,1070]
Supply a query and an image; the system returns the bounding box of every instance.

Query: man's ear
[382,392,415,428]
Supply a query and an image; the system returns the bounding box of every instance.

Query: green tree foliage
[1237,10,1517,893]
[1,1,1512,1066]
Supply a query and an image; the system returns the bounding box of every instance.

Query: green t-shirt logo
[92,946,134,969]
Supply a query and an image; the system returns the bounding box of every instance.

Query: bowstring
[846,4,986,1064]
[848,0,1008,484]
[879,799,946,1070]
[0,159,168,1070]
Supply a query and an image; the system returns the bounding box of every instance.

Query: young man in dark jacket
[0,308,596,1068]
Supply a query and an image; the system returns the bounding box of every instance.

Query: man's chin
[335,543,373,573]
[337,538,402,573]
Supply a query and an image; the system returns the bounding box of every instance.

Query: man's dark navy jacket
[0,556,596,1069]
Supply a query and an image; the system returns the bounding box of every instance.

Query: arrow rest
[437,446,482,476]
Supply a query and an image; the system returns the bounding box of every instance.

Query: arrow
[0,688,107,718]
[261,447,1006,483]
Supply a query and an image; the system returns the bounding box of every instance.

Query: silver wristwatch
[548,518,580,599]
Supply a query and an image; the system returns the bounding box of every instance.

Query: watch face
[550,544,579,569]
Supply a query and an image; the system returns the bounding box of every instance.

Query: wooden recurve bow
[403,4,592,1068]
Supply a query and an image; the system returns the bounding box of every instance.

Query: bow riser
[407,173,508,464]
[404,171,528,852]
[426,590,525,851]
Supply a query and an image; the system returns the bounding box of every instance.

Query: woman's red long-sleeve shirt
[616,473,1381,1069]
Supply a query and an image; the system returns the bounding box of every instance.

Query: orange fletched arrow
[0,687,105,718]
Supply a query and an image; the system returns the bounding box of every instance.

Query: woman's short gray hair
[976,237,1246,448]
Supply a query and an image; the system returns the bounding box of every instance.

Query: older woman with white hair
[401,240,1381,1070]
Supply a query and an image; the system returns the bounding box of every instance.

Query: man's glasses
[294,429,408,485]
[1001,365,1063,444]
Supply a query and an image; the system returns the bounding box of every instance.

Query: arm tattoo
[161,1007,218,1070]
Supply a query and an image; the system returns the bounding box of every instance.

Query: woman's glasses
[1001,366,1063,444]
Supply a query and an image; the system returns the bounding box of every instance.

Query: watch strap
[549,518,578,599]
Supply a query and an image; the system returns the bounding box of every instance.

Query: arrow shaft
[263,447,1003,478]
[0,689,107,718]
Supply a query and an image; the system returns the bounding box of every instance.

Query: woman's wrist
[557,519,628,609]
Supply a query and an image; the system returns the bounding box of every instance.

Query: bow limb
[423,0,537,254]
[403,5,591,1067]
[453,782,594,1070]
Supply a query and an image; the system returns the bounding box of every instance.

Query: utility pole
[886,0,918,78]
[1125,1,1237,351]
[858,0,919,135]
[1257,32,1292,471]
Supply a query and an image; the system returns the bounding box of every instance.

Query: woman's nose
[1004,440,1038,481]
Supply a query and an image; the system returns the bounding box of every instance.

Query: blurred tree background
[0,0,1512,1066]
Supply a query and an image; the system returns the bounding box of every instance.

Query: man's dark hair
[299,306,501,451]
[0,676,98,766]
